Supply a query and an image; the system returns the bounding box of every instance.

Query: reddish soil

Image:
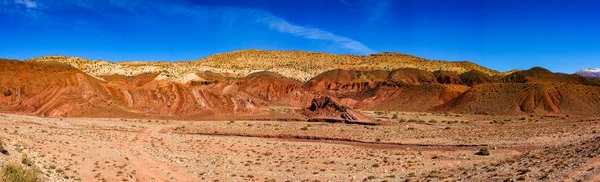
[1,112,599,181]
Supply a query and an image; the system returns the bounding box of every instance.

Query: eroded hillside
[3,51,600,118]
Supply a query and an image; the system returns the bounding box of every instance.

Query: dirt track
[120,126,192,182]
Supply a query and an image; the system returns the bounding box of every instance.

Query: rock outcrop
[301,97,373,124]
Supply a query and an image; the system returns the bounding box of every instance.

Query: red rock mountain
[1,51,599,119]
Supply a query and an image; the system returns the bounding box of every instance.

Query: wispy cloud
[5,0,376,55]
[14,0,36,8]
[1,0,42,17]
[363,0,391,24]
[339,0,351,6]
[165,3,376,54]
[259,15,375,54]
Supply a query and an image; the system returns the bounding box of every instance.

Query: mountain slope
[436,68,600,115]
[302,69,470,111]
[0,59,131,117]
[0,59,311,118]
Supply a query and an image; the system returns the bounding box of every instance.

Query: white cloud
[14,0,36,8]
[259,15,376,54]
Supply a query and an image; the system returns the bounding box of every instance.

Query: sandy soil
[1,112,599,181]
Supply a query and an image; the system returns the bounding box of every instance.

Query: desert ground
[1,111,599,182]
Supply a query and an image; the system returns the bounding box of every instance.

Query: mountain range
[1,50,599,119]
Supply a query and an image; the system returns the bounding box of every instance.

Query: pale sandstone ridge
[201,50,511,81]
[27,50,509,82]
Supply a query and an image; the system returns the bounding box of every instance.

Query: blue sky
[1,0,599,73]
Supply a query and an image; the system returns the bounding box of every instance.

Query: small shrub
[21,153,34,166]
[428,119,437,123]
[1,162,41,182]
[392,114,398,119]
[300,127,308,131]
[475,147,490,156]
[398,118,406,122]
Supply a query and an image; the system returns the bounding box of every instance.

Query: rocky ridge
[28,50,511,82]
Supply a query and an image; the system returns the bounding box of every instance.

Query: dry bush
[21,153,33,167]
[475,147,490,156]
[0,162,41,182]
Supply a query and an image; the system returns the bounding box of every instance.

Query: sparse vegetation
[475,147,490,156]
[21,153,34,167]
[0,162,41,182]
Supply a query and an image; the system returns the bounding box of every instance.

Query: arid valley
[4,0,600,181]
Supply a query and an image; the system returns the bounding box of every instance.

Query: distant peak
[581,68,600,73]
[527,67,552,73]
[28,55,91,61]
[576,68,600,78]
[368,52,413,57]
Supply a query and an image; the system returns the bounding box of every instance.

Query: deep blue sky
[1,0,599,73]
